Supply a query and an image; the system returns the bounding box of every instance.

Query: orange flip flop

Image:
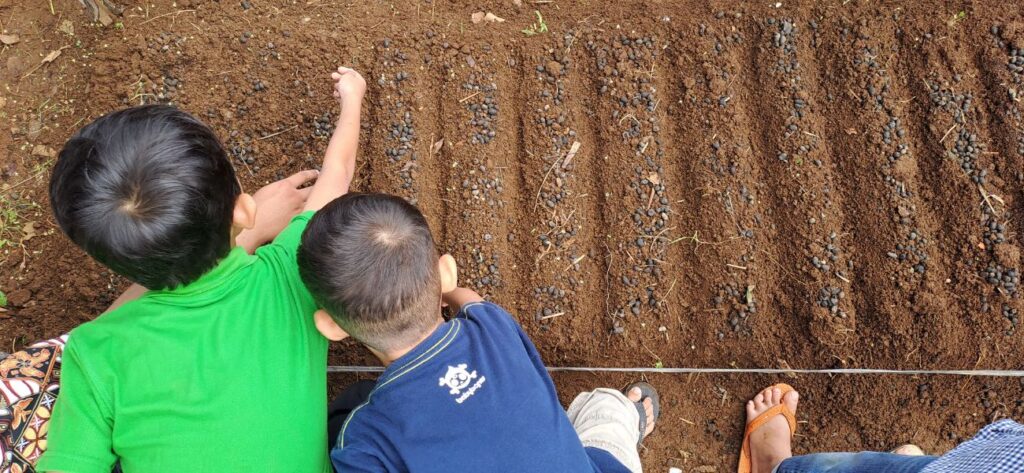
[737,383,797,473]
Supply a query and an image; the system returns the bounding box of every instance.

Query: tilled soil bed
[3,0,1024,470]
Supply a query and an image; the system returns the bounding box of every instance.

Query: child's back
[334,300,611,471]
[298,193,629,472]
[40,68,366,473]
[49,222,328,472]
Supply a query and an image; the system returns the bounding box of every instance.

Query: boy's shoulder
[65,299,148,357]
[456,300,530,341]
[457,300,515,325]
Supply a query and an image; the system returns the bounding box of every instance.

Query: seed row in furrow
[441,44,507,294]
[372,40,420,203]
[987,26,1024,249]
[924,76,1021,331]
[585,35,671,332]
[765,18,852,321]
[525,34,588,325]
[990,26,1024,158]
[846,32,932,284]
[686,23,762,339]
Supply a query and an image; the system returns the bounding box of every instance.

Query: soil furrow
[514,35,611,365]
[739,16,857,365]
[582,33,674,365]
[573,32,622,366]
[658,18,790,368]
[976,24,1024,255]
[432,40,516,304]
[815,16,959,367]
[899,27,1024,361]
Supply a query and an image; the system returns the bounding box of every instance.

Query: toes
[746,400,758,419]
[782,390,800,413]
[770,387,782,405]
[642,398,655,434]
[753,392,765,408]
[626,387,642,402]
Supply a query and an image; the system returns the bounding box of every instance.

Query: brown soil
[3,0,1024,470]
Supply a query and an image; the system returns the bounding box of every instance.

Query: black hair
[49,105,241,290]
[298,193,441,352]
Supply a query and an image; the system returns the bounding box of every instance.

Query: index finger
[285,169,320,188]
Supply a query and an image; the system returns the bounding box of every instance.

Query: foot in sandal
[746,385,800,473]
[625,384,658,441]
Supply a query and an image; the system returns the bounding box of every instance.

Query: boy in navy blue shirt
[297,193,659,472]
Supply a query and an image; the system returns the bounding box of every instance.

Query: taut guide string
[328,366,1024,377]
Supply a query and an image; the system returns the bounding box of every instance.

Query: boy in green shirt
[36,67,367,473]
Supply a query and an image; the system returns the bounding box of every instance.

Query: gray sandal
[625,382,660,446]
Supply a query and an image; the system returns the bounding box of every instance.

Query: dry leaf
[484,13,506,23]
[430,138,444,155]
[21,222,38,242]
[41,49,62,64]
[648,172,661,186]
[59,20,75,37]
[512,0,523,6]
[777,358,798,379]
[0,34,19,45]
[561,141,581,169]
[844,127,858,135]
[31,144,56,158]
[471,12,486,23]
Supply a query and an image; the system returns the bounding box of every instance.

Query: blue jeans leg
[774,452,938,473]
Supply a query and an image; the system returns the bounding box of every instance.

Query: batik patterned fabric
[0,335,68,473]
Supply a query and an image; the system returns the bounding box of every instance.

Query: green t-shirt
[38,212,330,473]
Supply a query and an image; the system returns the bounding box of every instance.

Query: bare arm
[442,287,484,314]
[104,283,148,313]
[305,67,366,212]
[235,170,320,252]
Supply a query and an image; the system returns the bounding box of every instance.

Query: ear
[233,193,257,230]
[438,253,458,294]
[314,309,350,341]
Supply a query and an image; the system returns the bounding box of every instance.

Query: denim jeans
[774,452,938,473]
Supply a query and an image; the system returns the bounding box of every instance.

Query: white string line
[327,366,1024,377]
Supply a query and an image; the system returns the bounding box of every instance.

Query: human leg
[773,451,937,473]
[740,384,800,473]
[0,335,69,473]
[326,380,375,448]
[566,384,658,473]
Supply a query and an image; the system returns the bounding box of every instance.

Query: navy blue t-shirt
[330,301,629,472]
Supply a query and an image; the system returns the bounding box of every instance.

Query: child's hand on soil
[331,67,366,111]
[236,169,319,253]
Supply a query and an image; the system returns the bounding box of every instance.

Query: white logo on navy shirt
[439,363,486,403]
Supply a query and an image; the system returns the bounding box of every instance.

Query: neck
[370,317,444,366]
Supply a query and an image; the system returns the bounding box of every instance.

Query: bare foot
[626,386,656,439]
[892,444,925,456]
[746,386,799,473]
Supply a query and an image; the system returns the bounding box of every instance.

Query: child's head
[50,105,251,290]
[298,193,456,353]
